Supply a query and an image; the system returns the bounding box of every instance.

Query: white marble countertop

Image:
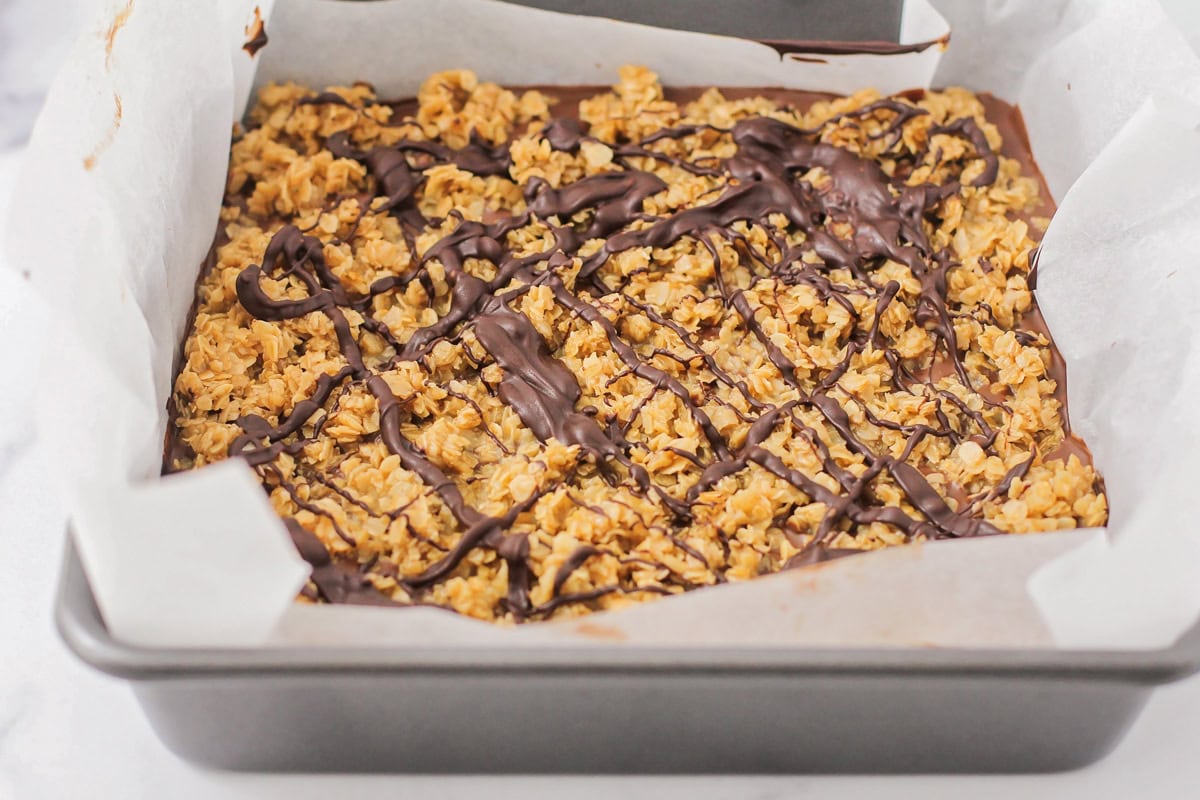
[6,2,1200,795]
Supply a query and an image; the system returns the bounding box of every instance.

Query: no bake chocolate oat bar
[169,67,1106,622]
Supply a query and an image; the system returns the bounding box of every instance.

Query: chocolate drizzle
[758,34,949,59]
[210,86,1086,619]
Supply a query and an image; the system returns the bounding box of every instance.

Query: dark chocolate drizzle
[285,519,395,605]
[758,35,948,59]
[214,87,1077,619]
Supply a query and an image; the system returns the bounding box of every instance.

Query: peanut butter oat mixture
[170,66,1106,622]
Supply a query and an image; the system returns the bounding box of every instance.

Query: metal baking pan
[55,537,1200,772]
[51,0,1200,774]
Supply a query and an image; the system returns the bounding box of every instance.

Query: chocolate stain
[88,0,133,171]
[572,622,628,641]
[104,0,134,71]
[82,92,123,171]
[243,6,269,57]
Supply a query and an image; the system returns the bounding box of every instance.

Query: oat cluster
[171,66,1106,622]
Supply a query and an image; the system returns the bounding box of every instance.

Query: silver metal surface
[56,540,1200,772]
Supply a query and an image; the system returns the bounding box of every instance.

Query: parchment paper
[7,0,1200,650]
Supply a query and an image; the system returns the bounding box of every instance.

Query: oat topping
[170,66,1106,622]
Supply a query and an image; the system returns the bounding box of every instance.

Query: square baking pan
[51,0,1200,774]
[55,537,1200,772]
